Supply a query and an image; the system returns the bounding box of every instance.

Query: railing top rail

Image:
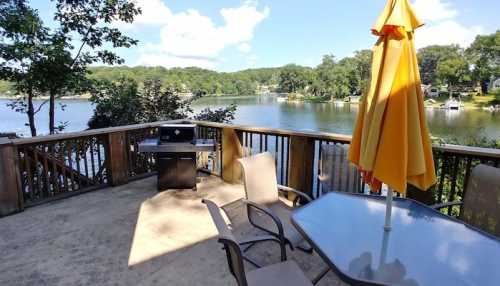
[1,119,184,146]
[2,119,499,159]
[194,121,500,159]
[432,144,500,159]
[191,120,353,143]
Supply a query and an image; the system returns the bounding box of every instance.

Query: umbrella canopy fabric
[348,0,437,194]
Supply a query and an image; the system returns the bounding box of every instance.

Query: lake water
[1,96,500,142]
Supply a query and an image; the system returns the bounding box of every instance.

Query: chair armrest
[242,199,284,235]
[431,201,463,210]
[278,184,312,205]
[242,199,287,261]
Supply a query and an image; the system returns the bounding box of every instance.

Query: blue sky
[32,0,500,72]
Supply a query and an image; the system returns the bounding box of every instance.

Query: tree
[0,0,49,136]
[1,0,141,135]
[436,57,471,96]
[87,78,142,129]
[467,31,500,94]
[278,64,311,93]
[417,45,462,85]
[140,80,193,123]
[44,0,140,134]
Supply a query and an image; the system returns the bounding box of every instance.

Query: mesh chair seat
[246,260,313,286]
[433,164,500,238]
[239,152,312,251]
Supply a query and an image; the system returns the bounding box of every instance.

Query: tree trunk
[49,90,56,134]
[27,90,37,137]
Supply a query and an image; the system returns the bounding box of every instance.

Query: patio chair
[318,144,362,195]
[432,164,500,238]
[202,199,313,286]
[238,152,313,254]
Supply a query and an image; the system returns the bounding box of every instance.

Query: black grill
[157,124,197,190]
[159,124,196,143]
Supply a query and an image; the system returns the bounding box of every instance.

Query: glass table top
[291,192,500,286]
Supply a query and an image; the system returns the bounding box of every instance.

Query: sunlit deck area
[0,174,344,286]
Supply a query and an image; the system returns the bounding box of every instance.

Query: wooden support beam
[0,143,23,216]
[288,136,315,199]
[107,132,129,186]
[221,128,243,183]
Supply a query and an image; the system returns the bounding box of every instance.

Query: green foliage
[466,31,500,93]
[436,56,471,89]
[307,50,371,99]
[0,0,140,135]
[278,64,312,93]
[88,78,237,129]
[140,80,193,123]
[194,104,237,123]
[417,45,462,85]
[88,78,142,129]
[87,66,258,96]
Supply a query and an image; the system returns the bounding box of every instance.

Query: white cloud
[415,20,483,49]
[135,2,270,68]
[411,0,484,49]
[412,0,457,22]
[238,43,252,53]
[115,0,172,29]
[137,54,217,69]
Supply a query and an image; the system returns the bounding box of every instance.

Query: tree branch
[33,98,50,114]
[70,26,92,68]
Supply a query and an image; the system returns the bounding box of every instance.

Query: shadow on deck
[0,174,346,285]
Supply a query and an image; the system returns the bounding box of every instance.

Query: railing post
[107,132,129,186]
[221,128,243,183]
[0,141,23,216]
[288,135,315,199]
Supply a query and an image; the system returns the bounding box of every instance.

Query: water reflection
[192,95,500,141]
[2,95,500,140]
[348,230,419,286]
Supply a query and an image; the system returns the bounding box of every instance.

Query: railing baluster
[41,144,51,197]
[51,142,60,195]
[90,139,96,180]
[280,136,285,185]
[447,155,460,215]
[437,154,447,204]
[75,140,82,189]
[24,148,34,201]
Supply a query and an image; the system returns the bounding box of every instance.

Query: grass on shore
[425,92,500,108]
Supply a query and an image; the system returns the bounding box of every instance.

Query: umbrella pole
[384,187,394,231]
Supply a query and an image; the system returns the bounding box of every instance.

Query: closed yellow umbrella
[348,0,437,227]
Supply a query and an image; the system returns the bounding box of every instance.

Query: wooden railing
[193,121,500,217]
[1,120,500,217]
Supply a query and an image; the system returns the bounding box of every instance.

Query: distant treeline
[87,66,283,96]
[1,31,497,99]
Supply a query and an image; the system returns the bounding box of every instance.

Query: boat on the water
[444,98,461,110]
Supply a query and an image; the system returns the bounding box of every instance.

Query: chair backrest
[461,164,500,238]
[202,199,248,286]
[319,144,361,194]
[238,152,279,204]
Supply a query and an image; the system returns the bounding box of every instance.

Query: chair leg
[312,266,330,285]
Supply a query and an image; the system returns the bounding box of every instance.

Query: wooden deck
[0,175,345,286]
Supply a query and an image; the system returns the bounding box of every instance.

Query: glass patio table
[291,192,500,286]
